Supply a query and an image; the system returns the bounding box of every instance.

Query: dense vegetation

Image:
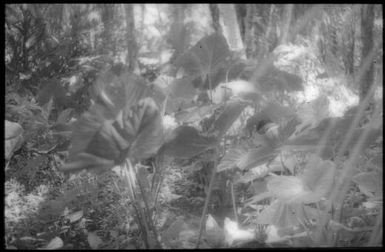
[5,4,382,249]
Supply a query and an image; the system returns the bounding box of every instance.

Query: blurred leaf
[224,218,255,246]
[160,126,217,159]
[300,155,336,203]
[87,232,102,249]
[67,210,83,223]
[44,236,63,250]
[161,218,187,248]
[235,164,271,184]
[353,171,383,199]
[218,145,278,172]
[174,105,214,124]
[267,176,309,203]
[174,33,230,89]
[5,120,24,160]
[37,78,66,108]
[56,108,73,124]
[205,214,225,247]
[5,120,23,140]
[61,72,163,174]
[261,102,296,124]
[206,100,247,138]
[257,65,303,93]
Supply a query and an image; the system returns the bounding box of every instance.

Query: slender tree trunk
[218,4,245,58]
[359,4,375,103]
[209,4,222,33]
[168,4,186,65]
[279,4,294,45]
[125,4,138,72]
[244,4,256,59]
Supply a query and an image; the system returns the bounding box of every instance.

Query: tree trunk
[124,4,138,72]
[218,4,245,58]
[244,4,257,59]
[168,4,186,65]
[359,4,375,103]
[279,4,294,45]
[209,4,222,33]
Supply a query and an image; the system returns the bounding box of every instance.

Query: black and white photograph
[5,4,383,249]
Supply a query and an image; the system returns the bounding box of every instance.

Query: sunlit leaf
[67,210,83,223]
[45,236,63,250]
[205,214,224,247]
[87,232,102,249]
[224,218,255,246]
[5,120,24,160]
[267,176,309,203]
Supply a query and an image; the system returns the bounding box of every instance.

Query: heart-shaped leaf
[159,126,217,159]
[300,155,336,203]
[60,73,163,174]
[267,176,309,203]
[174,33,230,89]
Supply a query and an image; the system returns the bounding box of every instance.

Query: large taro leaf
[60,73,163,174]
[285,110,382,159]
[174,33,230,89]
[353,171,383,199]
[205,100,247,138]
[174,104,215,124]
[89,72,151,119]
[159,126,217,159]
[299,156,336,203]
[217,144,278,172]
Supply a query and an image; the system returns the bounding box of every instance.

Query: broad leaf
[174,105,215,124]
[218,145,278,172]
[60,73,163,173]
[205,100,247,138]
[224,218,255,246]
[174,33,230,89]
[261,101,296,124]
[267,176,309,203]
[353,171,383,199]
[5,120,24,160]
[256,65,303,93]
[37,78,66,108]
[45,237,63,250]
[211,80,260,104]
[159,126,217,159]
[300,155,336,203]
[67,210,84,223]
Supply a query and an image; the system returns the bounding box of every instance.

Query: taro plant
[58,31,382,248]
